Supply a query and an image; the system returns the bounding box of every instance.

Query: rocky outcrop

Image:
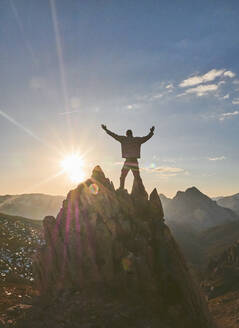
[31,166,215,328]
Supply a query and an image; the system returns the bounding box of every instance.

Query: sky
[0,0,239,198]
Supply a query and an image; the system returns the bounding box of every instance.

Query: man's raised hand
[101,124,107,130]
[150,126,155,133]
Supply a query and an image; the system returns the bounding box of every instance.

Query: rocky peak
[166,186,239,231]
[90,165,114,190]
[174,187,210,203]
[30,166,215,328]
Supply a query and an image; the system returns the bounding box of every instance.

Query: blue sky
[0,0,239,197]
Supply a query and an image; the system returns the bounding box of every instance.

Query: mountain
[217,193,239,216]
[0,213,42,283]
[164,187,239,232]
[20,166,216,328]
[159,193,171,209]
[0,193,64,220]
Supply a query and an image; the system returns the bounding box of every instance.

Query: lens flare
[89,183,99,195]
[61,154,85,183]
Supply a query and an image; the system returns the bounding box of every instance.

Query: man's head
[126,129,133,137]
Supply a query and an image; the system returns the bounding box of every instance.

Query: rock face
[32,166,215,328]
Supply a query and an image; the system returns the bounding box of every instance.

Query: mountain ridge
[0,193,64,220]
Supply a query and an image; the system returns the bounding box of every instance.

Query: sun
[60,154,86,183]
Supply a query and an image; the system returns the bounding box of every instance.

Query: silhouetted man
[101,125,155,189]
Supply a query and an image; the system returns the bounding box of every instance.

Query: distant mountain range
[161,187,239,232]
[0,193,64,220]
[158,187,239,273]
[217,193,239,216]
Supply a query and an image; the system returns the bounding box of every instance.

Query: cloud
[182,84,218,97]
[126,103,140,110]
[151,93,164,100]
[165,83,174,89]
[222,94,229,99]
[114,163,185,177]
[224,71,236,78]
[59,110,79,115]
[144,166,185,177]
[232,98,239,105]
[179,69,236,88]
[155,167,184,173]
[179,69,225,87]
[208,156,226,161]
[219,111,239,121]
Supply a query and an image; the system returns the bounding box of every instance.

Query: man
[101,124,155,189]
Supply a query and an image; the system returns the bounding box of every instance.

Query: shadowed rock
[131,176,148,200]
[31,166,216,328]
[149,188,164,220]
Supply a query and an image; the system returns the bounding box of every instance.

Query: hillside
[0,194,64,220]
[0,213,43,283]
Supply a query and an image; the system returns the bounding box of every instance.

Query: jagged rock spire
[32,166,216,328]
[131,176,148,200]
[149,188,164,220]
[91,165,115,191]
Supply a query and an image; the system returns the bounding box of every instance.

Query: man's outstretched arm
[101,124,123,142]
[140,126,155,143]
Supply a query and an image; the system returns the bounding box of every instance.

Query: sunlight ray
[0,109,62,155]
[9,0,37,66]
[49,0,73,143]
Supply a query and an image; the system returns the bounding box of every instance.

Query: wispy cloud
[222,94,229,99]
[219,111,239,121]
[59,110,80,115]
[179,69,236,88]
[165,83,174,90]
[154,167,184,173]
[144,166,186,177]
[232,98,239,105]
[181,84,218,97]
[126,103,140,110]
[179,69,227,88]
[208,156,226,161]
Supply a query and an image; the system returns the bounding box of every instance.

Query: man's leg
[120,160,130,189]
[131,159,142,182]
